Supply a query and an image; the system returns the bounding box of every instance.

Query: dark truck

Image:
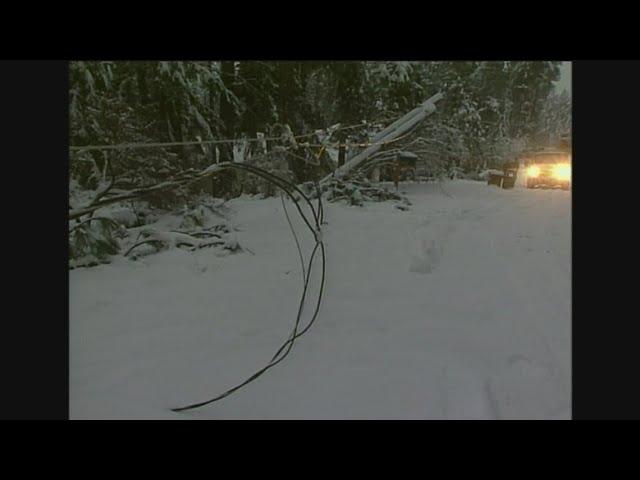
[524,150,571,190]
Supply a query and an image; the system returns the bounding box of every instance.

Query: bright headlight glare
[527,165,540,178]
[553,163,571,180]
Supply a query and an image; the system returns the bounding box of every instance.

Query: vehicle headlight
[553,163,571,181]
[527,166,540,178]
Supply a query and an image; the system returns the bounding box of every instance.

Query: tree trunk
[279,62,304,182]
[136,62,149,105]
[219,61,236,163]
[278,61,294,125]
[217,62,238,196]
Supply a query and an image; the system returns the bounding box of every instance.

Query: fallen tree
[70,158,322,240]
[69,161,262,221]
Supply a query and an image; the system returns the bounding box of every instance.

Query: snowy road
[70,180,571,419]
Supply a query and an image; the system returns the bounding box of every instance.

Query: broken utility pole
[320,92,444,185]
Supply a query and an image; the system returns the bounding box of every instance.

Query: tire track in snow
[407,185,570,419]
[481,191,571,419]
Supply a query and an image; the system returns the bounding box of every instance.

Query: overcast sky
[555,62,571,96]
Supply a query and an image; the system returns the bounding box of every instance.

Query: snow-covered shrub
[303,174,411,208]
[146,185,189,209]
[473,170,493,181]
[179,205,208,229]
[447,165,465,180]
[124,223,242,260]
[69,217,122,268]
[107,206,140,227]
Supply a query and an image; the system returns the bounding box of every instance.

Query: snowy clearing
[70,180,571,419]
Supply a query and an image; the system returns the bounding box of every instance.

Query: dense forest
[69,61,570,266]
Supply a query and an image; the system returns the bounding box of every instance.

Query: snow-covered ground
[70,180,571,419]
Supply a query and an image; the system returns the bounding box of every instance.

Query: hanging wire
[69,161,326,411]
[70,101,439,412]
[281,191,306,282]
[170,166,326,412]
[69,112,410,153]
